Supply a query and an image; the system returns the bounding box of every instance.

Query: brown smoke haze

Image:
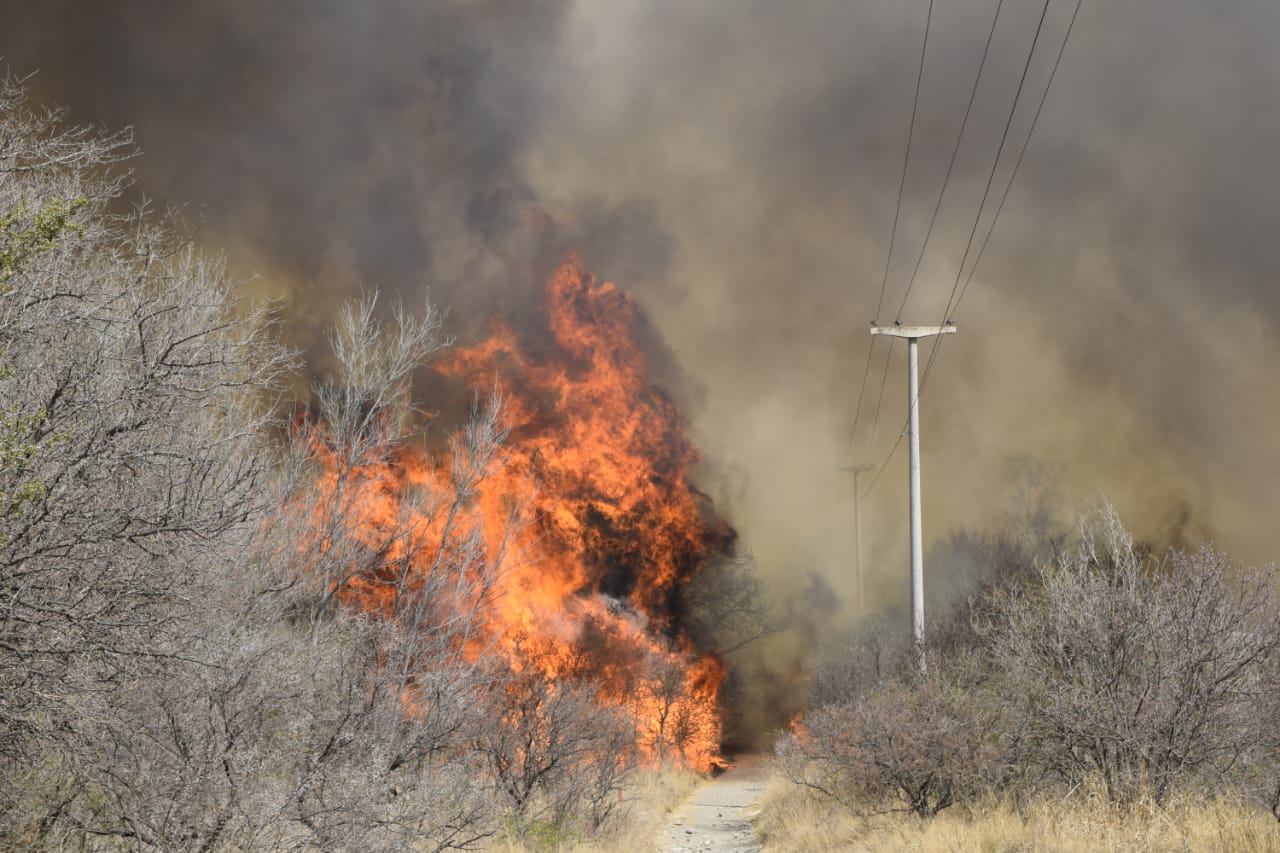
[7,1,1280,726]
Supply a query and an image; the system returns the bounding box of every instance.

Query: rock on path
[659,756,768,852]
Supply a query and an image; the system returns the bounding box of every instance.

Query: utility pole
[869,322,955,672]
[839,463,875,618]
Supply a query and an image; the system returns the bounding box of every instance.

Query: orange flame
[306,257,734,771]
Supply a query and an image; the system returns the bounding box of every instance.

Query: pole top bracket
[870,323,957,339]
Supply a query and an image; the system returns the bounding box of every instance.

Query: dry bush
[4,284,502,849]
[0,119,288,757]
[979,503,1280,805]
[768,501,1280,849]
[239,296,512,851]
[494,766,700,853]
[0,74,509,848]
[681,550,775,657]
[0,75,299,847]
[481,667,639,846]
[924,529,1032,653]
[784,572,1018,820]
[774,664,1008,819]
[0,77,693,852]
[808,615,916,710]
[289,295,648,847]
[31,593,493,851]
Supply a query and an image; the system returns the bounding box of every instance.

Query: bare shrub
[0,75,297,846]
[681,550,775,657]
[781,612,1010,820]
[774,665,1007,818]
[0,79,508,847]
[481,663,638,842]
[777,502,1280,826]
[979,503,1280,804]
[924,530,1031,653]
[241,296,507,851]
[3,287,505,850]
[0,77,686,851]
[808,616,914,709]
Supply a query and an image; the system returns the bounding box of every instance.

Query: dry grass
[755,777,1280,853]
[493,767,702,852]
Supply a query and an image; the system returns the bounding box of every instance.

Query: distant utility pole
[869,322,956,672]
[840,463,875,618]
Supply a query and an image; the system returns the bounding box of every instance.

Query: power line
[856,415,901,499]
[861,0,1062,503]
[873,0,935,322]
[844,0,934,466]
[894,0,1007,322]
[935,0,1052,328]
[841,336,877,466]
[919,0,1082,397]
[863,335,895,460]
[912,0,1054,416]
[952,0,1084,318]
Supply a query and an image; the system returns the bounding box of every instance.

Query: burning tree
[440,259,736,769]
[292,259,738,778]
[0,76,752,850]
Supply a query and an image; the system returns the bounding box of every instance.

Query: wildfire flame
[306,257,735,771]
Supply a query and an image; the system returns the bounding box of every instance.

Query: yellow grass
[493,767,702,853]
[755,777,1280,853]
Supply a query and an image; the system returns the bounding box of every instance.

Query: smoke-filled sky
[6,0,1280,618]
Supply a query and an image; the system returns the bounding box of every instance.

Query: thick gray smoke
[7,0,1280,732]
[5,1,575,352]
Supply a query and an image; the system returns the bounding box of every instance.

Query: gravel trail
[659,756,768,852]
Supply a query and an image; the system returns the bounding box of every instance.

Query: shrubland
[0,77,706,851]
[16,69,1278,853]
[764,501,1280,851]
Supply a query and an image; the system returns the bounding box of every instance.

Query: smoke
[5,0,574,357]
[8,0,1280,734]
[529,1,1280,582]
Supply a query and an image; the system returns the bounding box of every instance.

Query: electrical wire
[894,0,1007,322]
[935,0,1052,328]
[873,0,934,323]
[860,0,1006,470]
[841,336,878,465]
[843,0,934,466]
[861,0,1067,502]
[919,0,1082,395]
[951,0,1084,318]
[912,0,1053,413]
[865,337,896,455]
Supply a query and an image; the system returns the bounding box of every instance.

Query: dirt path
[659,756,769,852]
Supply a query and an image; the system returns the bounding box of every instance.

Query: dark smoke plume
[7,0,1280,734]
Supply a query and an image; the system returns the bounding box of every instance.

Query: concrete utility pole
[869,322,956,672]
[840,463,875,618]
